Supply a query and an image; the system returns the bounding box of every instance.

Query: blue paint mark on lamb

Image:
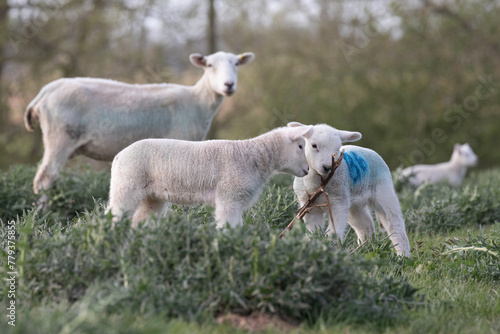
[344,151,368,184]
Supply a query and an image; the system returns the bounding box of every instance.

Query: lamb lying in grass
[291,123,411,257]
[401,143,478,187]
[24,51,254,209]
[108,124,312,228]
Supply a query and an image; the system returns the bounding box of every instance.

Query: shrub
[0,206,418,327]
[0,165,110,223]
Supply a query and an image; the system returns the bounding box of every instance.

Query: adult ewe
[24,51,255,208]
[291,123,410,257]
[401,143,478,186]
[108,124,312,228]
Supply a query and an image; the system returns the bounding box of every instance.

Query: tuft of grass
[442,223,500,281]
[244,184,298,229]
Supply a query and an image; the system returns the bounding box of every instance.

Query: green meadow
[1,166,499,333]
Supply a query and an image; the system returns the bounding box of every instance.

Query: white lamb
[108,124,312,228]
[24,51,255,208]
[291,123,411,257]
[401,143,478,186]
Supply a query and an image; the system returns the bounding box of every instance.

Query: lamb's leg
[108,189,139,228]
[327,203,350,241]
[348,205,375,244]
[303,211,326,235]
[215,201,243,228]
[33,139,77,210]
[131,197,167,228]
[374,185,411,257]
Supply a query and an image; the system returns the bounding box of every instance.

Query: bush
[0,206,418,327]
[0,165,110,223]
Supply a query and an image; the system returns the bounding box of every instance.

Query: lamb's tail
[24,90,44,132]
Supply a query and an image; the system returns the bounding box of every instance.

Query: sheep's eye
[235,61,239,66]
[207,63,213,68]
[298,144,303,150]
[312,144,317,149]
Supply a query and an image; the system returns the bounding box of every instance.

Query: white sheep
[291,123,411,257]
[24,51,255,208]
[108,124,312,228]
[401,143,478,187]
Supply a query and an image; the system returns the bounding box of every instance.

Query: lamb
[108,123,312,228]
[401,143,478,186]
[24,51,255,208]
[291,123,411,257]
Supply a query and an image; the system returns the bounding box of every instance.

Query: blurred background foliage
[0,0,499,170]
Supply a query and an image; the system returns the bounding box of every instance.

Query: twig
[349,239,370,254]
[279,149,344,238]
[323,191,336,237]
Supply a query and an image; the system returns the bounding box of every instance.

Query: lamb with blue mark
[291,123,410,257]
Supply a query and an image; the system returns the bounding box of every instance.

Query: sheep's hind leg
[33,139,78,211]
[374,186,411,257]
[131,197,167,228]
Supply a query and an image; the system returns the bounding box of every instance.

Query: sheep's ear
[288,125,313,141]
[190,53,206,67]
[302,126,314,139]
[238,52,255,66]
[338,130,362,143]
[287,122,306,128]
[454,144,464,155]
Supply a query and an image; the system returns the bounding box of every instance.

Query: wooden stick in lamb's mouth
[279,149,344,239]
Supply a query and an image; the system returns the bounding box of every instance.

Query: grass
[1,165,500,333]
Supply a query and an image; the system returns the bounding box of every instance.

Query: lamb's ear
[238,52,255,66]
[189,53,206,67]
[338,130,362,143]
[288,125,313,141]
[287,122,306,128]
[302,126,314,139]
[454,144,464,155]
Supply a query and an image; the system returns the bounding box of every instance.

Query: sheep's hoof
[36,194,49,211]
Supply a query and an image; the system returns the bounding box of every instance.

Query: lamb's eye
[207,63,213,68]
[312,144,317,149]
[298,144,303,150]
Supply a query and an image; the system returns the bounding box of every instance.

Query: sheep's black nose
[323,165,331,173]
[224,82,234,90]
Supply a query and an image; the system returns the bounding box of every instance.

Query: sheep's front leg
[215,201,243,229]
[33,138,78,210]
[348,205,375,244]
[327,202,350,242]
[303,211,326,235]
